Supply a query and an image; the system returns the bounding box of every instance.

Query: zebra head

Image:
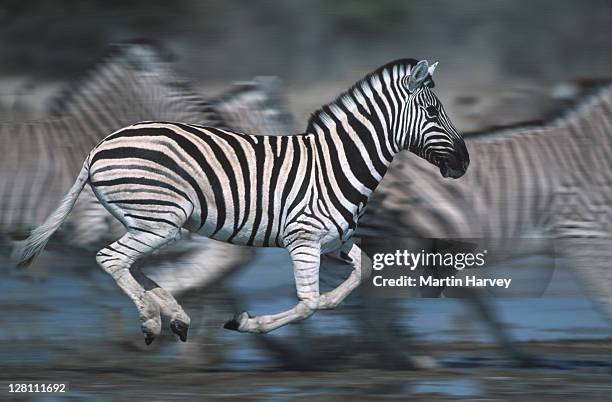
[404,60,469,179]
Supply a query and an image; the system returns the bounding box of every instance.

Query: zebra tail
[17,161,90,267]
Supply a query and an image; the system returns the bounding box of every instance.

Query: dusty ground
[1,339,611,401]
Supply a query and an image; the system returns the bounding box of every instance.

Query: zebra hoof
[144,333,155,346]
[170,319,189,342]
[223,312,249,331]
[141,316,161,346]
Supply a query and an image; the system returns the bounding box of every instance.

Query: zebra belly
[193,217,283,247]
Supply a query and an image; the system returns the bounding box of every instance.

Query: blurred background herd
[1,1,612,401]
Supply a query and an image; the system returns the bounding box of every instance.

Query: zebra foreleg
[559,235,612,322]
[130,266,191,342]
[224,241,321,333]
[319,242,371,309]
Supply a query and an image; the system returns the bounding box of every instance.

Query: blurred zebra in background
[47,41,227,135]
[0,118,85,241]
[359,81,612,319]
[47,42,292,136]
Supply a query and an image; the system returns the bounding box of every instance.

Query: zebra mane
[305,58,428,133]
[464,79,612,142]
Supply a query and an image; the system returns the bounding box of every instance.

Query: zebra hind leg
[95,228,185,344]
[131,265,191,341]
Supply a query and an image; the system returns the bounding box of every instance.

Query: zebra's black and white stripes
[19,59,469,343]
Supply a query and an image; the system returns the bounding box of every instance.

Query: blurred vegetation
[0,0,194,78]
[322,0,413,33]
[0,0,610,83]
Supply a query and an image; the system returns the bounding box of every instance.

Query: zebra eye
[425,106,439,118]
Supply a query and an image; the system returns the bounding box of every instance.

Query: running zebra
[359,81,612,315]
[18,59,469,344]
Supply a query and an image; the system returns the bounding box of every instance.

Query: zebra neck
[308,113,398,215]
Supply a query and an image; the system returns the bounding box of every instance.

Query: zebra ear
[408,60,430,92]
[428,61,438,76]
